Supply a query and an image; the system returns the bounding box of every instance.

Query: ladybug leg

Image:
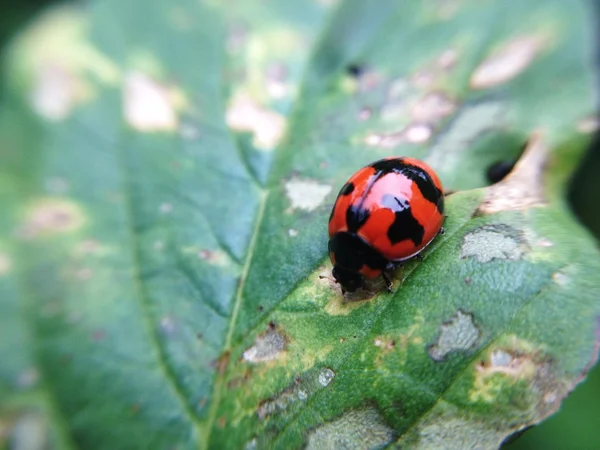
[439,226,445,235]
[381,272,393,292]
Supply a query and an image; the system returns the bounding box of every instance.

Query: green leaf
[1,0,599,449]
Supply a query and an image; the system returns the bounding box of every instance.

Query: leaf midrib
[202,190,268,447]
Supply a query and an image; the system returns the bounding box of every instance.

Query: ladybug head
[332,266,364,293]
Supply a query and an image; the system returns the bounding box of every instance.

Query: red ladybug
[328,157,445,293]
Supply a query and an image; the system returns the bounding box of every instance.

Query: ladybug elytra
[328,157,445,293]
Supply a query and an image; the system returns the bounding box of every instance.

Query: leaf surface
[0,0,599,449]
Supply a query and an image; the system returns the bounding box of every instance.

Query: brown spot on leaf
[215,351,230,375]
[227,369,251,389]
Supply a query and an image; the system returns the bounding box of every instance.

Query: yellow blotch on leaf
[469,336,541,403]
[10,6,120,120]
[20,198,86,239]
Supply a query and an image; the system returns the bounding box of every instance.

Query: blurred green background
[0,1,598,448]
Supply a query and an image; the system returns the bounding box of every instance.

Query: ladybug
[328,157,445,293]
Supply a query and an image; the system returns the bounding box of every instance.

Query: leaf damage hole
[31,63,78,121]
[306,407,394,450]
[284,178,332,212]
[460,224,527,263]
[257,383,306,421]
[470,34,546,89]
[318,368,336,387]
[243,325,286,363]
[124,72,179,132]
[429,310,480,361]
[256,368,334,421]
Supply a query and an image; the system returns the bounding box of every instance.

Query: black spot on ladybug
[387,208,425,246]
[371,159,444,213]
[379,193,425,245]
[340,182,355,196]
[346,204,370,233]
[402,166,443,213]
[346,63,366,77]
[329,232,388,272]
[370,158,402,173]
[486,160,515,183]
